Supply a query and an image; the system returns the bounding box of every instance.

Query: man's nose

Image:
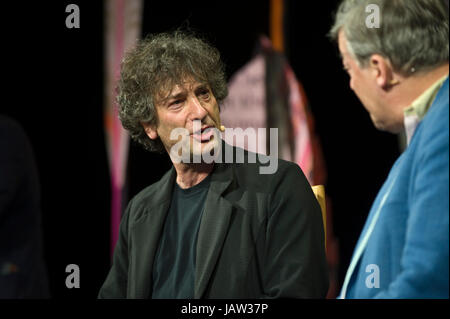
[188,96,208,121]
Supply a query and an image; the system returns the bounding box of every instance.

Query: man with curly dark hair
[98,31,328,299]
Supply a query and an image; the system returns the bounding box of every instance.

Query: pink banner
[220,43,314,183]
[104,0,142,258]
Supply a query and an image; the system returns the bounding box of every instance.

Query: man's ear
[142,122,158,140]
[369,54,398,89]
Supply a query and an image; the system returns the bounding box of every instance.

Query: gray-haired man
[330,0,449,298]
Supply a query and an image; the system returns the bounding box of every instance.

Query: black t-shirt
[151,174,211,299]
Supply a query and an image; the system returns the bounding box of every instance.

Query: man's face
[338,31,393,132]
[146,78,222,161]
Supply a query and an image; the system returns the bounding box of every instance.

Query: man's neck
[173,162,214,189]
[394,63,449,110]
[385,63,448,132]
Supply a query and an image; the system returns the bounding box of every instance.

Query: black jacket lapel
[129,168,176,298]
[194,161,236,298]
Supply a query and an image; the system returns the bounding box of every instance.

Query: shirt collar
[403,74,449,145]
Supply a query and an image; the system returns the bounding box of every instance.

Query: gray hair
[329,0,449,75]
[117,31,228,153]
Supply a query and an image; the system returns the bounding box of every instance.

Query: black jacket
[99,144,328,298]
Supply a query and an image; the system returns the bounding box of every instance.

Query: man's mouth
[191,126,215,142]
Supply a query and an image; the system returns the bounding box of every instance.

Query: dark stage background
[2,0,399,298]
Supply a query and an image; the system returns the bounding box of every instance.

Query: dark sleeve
[0,118,26,221]
[262,162,329,298]
[98,201,132,299]
[0,116,49,298]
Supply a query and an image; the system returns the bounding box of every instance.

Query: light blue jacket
[341,78,449,298]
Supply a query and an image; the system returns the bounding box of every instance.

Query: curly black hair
[117,30,228,153]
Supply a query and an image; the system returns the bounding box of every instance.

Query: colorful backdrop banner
[104,0,142,258]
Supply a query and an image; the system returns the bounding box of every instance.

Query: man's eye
[199,91,210,99]
[169,100,183,108]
